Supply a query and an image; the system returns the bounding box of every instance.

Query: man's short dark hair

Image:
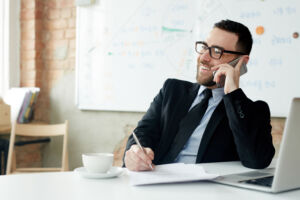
[214,19,253,55]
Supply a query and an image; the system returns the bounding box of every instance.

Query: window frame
[0,0,20,97]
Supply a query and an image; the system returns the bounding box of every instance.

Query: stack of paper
[128,163,219,186]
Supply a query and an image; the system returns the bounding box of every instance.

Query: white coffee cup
[82,153,114,173]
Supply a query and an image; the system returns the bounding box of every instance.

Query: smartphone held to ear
[212,57,247,88]
[228,57,248,76]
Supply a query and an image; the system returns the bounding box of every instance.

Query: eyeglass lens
[196,43,223,59]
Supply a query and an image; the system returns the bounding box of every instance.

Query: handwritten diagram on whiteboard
[76,0,300,116]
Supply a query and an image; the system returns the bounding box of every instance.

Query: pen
[132,132,154,170]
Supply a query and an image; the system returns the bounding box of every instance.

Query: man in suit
[124,19,275,171]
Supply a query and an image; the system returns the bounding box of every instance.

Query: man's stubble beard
[196,65,216,87]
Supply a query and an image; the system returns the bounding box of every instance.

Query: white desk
[0,161,299,200]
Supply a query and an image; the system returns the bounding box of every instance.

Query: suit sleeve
[223,88,275,169]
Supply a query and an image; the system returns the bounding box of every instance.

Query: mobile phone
[212,57,247,87]
[228,57,248,76]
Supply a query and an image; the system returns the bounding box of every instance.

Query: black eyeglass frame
[195,41,246,59]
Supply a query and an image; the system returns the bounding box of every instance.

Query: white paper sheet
[128,163,219,186]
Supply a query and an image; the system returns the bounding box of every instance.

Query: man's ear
[242,55,250,64]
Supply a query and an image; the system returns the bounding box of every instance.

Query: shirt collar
[198,85,225,102]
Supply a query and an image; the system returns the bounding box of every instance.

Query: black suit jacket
[125,79,275,169]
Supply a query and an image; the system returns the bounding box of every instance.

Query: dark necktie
[162,89,212,163]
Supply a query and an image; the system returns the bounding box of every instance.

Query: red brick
[47,9,60,19]
[21,40,35,50]
[35,60,44,70]
[48,79,58,87]
[48,69,64,79]
[35,74,45,87]
[68,48,75,58]
[71,7,76,17]
[35,100,50,111]
[21,9,36,20]
[35,0,44,10]
[51,30,65,39]
[45,39,68,49]
[21,50,37,60]
[42,31,51,42]
[68,18,76,28]
[33,109,49,123]
[43,49,55,60]
[34,80,43,88]
[38,89,50,99]
[41,69,64,87]
[21,0,36,9]
[56,0,74,8]
[35,9,43,19]
[20,79,36,87]
[21,69,37,80]
[44,0,57,9]
[44,19,68,30]
[21,29,35,40]
[44,60,67,69]
[21,60,36,70]
[65,29,75,39]
[69,39,76,49]
[61,8,72,18]
[35,40,45,50]
[35,20,43,31]
[21,20,35,30]
[35,32,43,41]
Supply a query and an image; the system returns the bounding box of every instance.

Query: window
[0,0,20,97]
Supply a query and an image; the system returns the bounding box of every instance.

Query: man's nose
[199,49,211,62]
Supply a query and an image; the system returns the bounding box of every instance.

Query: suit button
[237,105,244,118]
[239,111,245,118]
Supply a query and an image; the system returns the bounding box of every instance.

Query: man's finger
[210,65,220,72]
[144,148,155,160]
[132,145,152,165]
[235,55,248,72]
[213,67,227,83]
[126,154,149,171]
[125,148,152,171]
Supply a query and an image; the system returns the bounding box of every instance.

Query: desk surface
[0,161,299,200]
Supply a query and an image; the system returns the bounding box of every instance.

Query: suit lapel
[158,83,199,162]
[196,100,226,163]
[172,83,200,122]
[165,82,200,137]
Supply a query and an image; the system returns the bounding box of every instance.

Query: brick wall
[20,0,76,123]
[270,118,285,157]
[17,0,76,168]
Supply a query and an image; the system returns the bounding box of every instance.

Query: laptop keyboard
[241,176,274,187]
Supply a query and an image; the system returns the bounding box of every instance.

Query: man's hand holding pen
[124,144,155,171]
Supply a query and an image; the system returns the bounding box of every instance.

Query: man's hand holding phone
[212,55,248,94]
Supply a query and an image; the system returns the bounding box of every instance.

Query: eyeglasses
[195,41,245,59]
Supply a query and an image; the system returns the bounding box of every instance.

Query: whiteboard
[76,0,300,117]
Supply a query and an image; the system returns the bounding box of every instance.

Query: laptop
[213,97,300,193]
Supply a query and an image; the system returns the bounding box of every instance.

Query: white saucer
[74,166,124,179]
